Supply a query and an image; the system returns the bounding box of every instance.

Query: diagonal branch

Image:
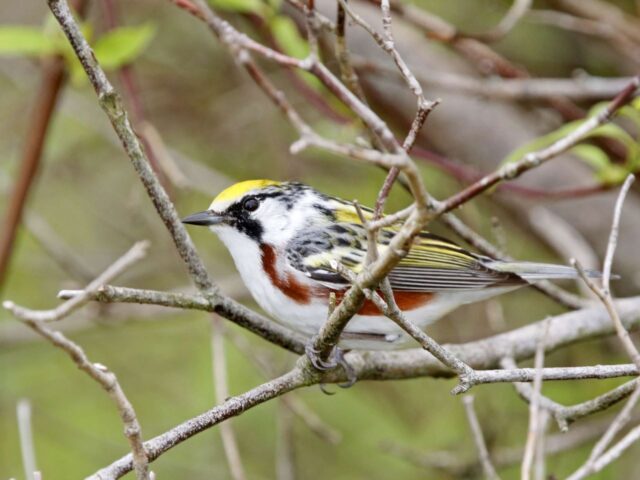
[4,243,153,480]
[462,395,500,480]
[89,366,316,480]
[435,76,640,215]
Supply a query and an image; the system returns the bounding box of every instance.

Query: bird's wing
[286,223,523,292]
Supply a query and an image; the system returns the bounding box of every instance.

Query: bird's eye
[243,197,260,212]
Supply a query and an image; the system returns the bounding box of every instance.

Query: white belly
[215,227,519,350]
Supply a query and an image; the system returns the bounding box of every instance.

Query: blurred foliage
[502,98,640,184]
[1,0,640,479]
[0,18,155,84]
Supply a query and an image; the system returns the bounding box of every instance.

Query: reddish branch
[0,0,87,292]
[437,76,640,215]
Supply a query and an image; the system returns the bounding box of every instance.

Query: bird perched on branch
[183,180,596,356]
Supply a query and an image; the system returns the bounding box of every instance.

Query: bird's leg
[304,336,358,388]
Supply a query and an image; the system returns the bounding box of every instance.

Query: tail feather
[484,261,609,281]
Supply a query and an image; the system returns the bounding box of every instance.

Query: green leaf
[571,144,610,170]
[93,23,156,70]
[588,123,636,147]
[571,144,630,184]
[0,26,59,56]
[208,0,265,14]
[270,16,308,59]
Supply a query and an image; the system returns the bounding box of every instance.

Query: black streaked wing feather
[287,223,523,292]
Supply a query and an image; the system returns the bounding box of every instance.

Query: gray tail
[484,261,610,282]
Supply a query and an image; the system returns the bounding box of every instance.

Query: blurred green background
[2,0,640,479]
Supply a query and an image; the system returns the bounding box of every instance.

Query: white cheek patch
[263,214,289,234]
[257,201,291,244]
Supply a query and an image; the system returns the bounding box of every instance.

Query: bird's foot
[305,338,339,370]
[305,336,357,391]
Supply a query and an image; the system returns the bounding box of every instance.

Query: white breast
[212,225,522,350]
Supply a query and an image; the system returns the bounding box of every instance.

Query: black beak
[181,210,226,226]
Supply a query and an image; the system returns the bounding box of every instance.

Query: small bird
[183,180,592,353]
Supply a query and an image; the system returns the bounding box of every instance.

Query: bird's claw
[305,339,339,370]
[305,336,357,391]
[335,348,357,389]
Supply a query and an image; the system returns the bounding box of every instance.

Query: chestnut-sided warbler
[183,180,590,351]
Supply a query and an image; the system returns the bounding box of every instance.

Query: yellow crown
[213,179,281,203]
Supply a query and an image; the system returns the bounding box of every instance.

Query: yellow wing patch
[400,236,476,268]
[331,201,375,224]
[213,179,281,203]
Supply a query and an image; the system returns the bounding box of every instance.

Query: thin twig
[521,320,550,480]
[4,241,149,322]
[24,211,95,283]
[47,0,217,297]
[17,399,38,480]
[436,77,640,215]
[335,0,368,101]
[603,175,635,294]
[385,412,640,475]
[211,317,247,480]
[462,396,500,480]
[533,411,549,480]
[4,243,152,480]
[276,399,297,480]
[568,174,640,479]
[566,382,640,480]
[464,0,532,41]
[502,358,639,431]
[332,262,475,393]
[225,328,342,444]
[89,368,315,480]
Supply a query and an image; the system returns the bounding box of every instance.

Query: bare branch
[24,211,95,283]
[46,0,218,298]
[436,77,640,215]
[521,320,549,480]
[211,317,246,480]
[17,399,38,480]
[462,396,500,480]
[335,0,368,102]
[603,175,636,293]
[89,367,315,480]
[568,174,640,479]
[589,424,640,475]
[502,358,638,431]
[465,0,532,42]
[386,412,640,475]
[276,400,297,480]
[4,241,149,323]
[331,263,475,393]
[566,382,640,480]
[226,329,342,444]
[58,285,306,353]
[4,243,153,480]
[60,285,640,383]
[361,64,635,101]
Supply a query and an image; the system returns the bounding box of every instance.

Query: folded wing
[286,224,523,292]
